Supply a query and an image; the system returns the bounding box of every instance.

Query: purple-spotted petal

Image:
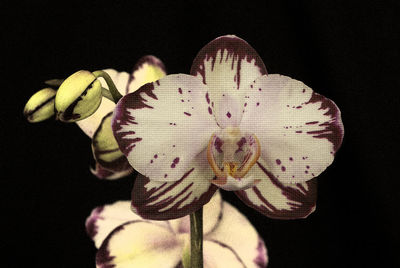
[240,74,344,183]
[96,220,182,268]
[206,201,268,268]
[77,69,129,137]
[112,74,219,182]
[126,55,167,94]
[190,35,267,128]
[90,162,133,180]
[169,190,223,235]
[235,161,317,219]
[131,150,218,220]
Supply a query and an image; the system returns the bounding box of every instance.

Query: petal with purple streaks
[169,190,223,235]
[190,35,267,128]
[235,160,317,219]
[131,150,218,220]
[112,74,218,182]
[240,74,344,183]
[96,220,182,268]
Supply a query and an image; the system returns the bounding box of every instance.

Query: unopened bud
[24,88,56,123]
[55,70,102,122]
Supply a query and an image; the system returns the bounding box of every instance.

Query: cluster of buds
[24,70,111,123]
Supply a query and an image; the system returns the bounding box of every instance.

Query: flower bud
[55,70,102,122]
[23,88,56,123]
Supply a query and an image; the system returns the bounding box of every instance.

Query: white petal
[96,221,182,268]
[169,190,223,235]
[190,35,267,128]
[85,201,170,248]
[112,74,219,182]
[236,160,317,219]
[131,150,218,220]
[205,201,268,268]
[240,74,344,183]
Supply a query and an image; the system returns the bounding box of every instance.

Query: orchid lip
[207,128,261,186]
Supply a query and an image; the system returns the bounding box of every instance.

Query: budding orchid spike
[55,70,102,122]
[24,88,56,123]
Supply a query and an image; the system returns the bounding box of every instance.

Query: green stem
[101,87,114,102]
[190,208,203,268]
[93,70,123,102]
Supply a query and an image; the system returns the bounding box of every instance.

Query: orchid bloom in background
[111,35,344,220]
[76,56,166,179]
[86,191,268,268]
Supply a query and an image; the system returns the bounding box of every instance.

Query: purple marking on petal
[305,170,309,174]
[85,206,104,239]
[150,160,153,163]
[305,92,344,152]
[173,145,176,147]
[244,102,247,107]
[184,112,191,116]
[235,162,317,219]
[164,174,168,178]
[208,107,212,115]
[211,101,214,107]
[296,106,302,109]
[125,55,166,94]
[156,80,160,86]
[256,102,260,106]
[226,112,231,118]
[289,157,293,161]
[281,166,286,172]
[178,87,182,94]
[250,84,253,88]
[306,165,310,169]
[296,130,302,133]
[181,99,184,102]
[214,137,223,153]
[132,173,218,220]
[190,35,267,89]
[254,238,268,268]
[205,92,210,104]
[258,88,262,91]
[302,88,306,93]
[276,159,281,165]
[154,154,158,158]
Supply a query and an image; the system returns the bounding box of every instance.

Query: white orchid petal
[112,74,219,182]
[206,201,268,268]
[240,74,344,183]
[169,191,222,235]
[96,221,182,268]
[126,55,167,94]
[190,35,267,128]
[131,150,218,220]
[236,160,317,219]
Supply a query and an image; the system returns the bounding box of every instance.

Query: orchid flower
[77,56,166,179]
[111,35,344,220]
[86,191,268,268]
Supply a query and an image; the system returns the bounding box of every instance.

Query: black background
[2,1,399,267]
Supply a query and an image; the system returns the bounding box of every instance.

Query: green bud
[24,88,56,123]
[55,70,102,122]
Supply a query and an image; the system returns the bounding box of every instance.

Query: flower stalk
[93,70,123,102]
[190,207,203,268]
